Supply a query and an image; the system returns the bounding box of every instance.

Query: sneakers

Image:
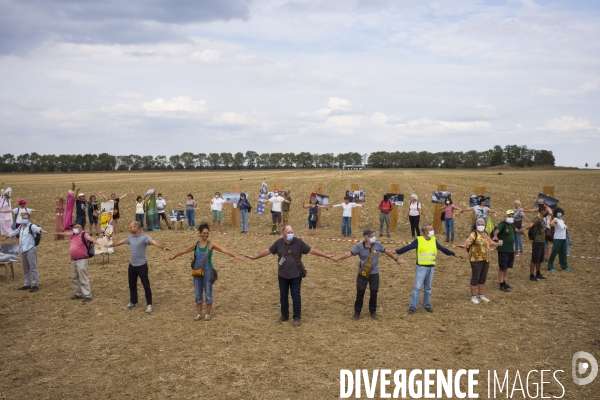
[530,275,539,282]
[425,307,434,313]
[471,296,480,304]
[504,282,513,290]
[17,285,31,290]
[29,286,39,292]
[146,305,153,314]
[548,268,555,273]
[293,317,301,327]
[408,308,416,315]
[124,302,136,310]
[536,273,547,280]
[71,295,83,300]
[82,298,93,303]
[478,294,490,303]
[352,314,360,320]
[562,267,572,272]
[276,316,289,323]
[370,313,379,320]
[499,283,511,292]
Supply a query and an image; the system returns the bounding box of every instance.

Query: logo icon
[572,351,598,385]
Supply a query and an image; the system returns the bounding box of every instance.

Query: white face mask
[446,201,450,205]
[215,195,220,198]
[476,225,485,232]
[506,217,514,224]
[73,228,80,234]
[369,236,376,243]
[158,197,162,200]
[427,230,435,237]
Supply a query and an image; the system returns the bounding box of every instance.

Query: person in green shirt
[493,210,526,292]
[523,206,550,282]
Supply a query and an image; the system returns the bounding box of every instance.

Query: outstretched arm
[149,239,171,252]
[169,242,196,260]
[245,248,271,260]
[309,248,335,260]
[384,249,407,265]
[332,251,353,262]
[109,238,128,248]
[211,242,244,262]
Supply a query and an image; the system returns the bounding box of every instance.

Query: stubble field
[0,168,599,399]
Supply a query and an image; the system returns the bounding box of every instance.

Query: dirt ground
[1,169,599,399]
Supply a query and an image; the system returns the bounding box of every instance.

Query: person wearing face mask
[548,207,571,273]
[332,229,406,320]
[178,194,198,230]
[259,190,291,234]
[155,193,171,230]
[332,196,363,237]
[458,219,501,304]
[205,192,227,232]
[245,225,334,327]
[237,193,251,233]
[522,205,550,282]
[442,197,461,242]
[1,213,48,292]
[492,210,526,292]
[394,223,463,314]
[54,222,98,302]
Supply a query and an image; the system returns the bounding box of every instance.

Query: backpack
[27,224,41,247]
[527,220,539,241]
[440,208,446,222]
[380,200,393,213]
[81,232,94,258]
[466,231,479,253]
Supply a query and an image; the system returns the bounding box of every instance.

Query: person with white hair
[406,194,422,238]
[458,218,501,303]
[394,222,462,314]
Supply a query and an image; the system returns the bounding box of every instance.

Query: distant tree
[245,151,259,169]
[207,153,221,170]
[585,162,588,168]
[596,162,600,168]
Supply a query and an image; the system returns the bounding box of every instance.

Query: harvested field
[1,169,599,399]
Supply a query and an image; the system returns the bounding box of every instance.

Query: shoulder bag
[358,244,376,278]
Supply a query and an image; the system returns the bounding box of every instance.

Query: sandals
[204,314,211,321]
[194,314,202,321]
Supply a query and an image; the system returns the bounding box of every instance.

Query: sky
[0,0,599,167]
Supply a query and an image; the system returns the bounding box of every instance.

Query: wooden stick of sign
[230,184,240,228]
[390,183,400,233]
[351,183,360,232]
[314,182,324,228]
[432,184,447,234]
[543,186,555,198]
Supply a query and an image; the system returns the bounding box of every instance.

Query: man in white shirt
[155,193,171,230]
[206,192,227,232]
[260,190,291,234]
[332,196,363,237]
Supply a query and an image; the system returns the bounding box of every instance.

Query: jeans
[409,265,435,310]
[342,216,352,236]
[135,213,144,228]
[186,209,195,228]
[444,218,455,240]
[193,270,213,304]
[548,239,569,270]
[514,231,523,253]
[239,209,248,232]
[128,263,152,305]
[355,273,380,315]
[278,275,302,319]
[409,215,420,237]
[379,213,390,236]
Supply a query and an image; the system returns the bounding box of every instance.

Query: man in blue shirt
[395,222,462,314]
[333,229,405,320]
[0,213,48,292]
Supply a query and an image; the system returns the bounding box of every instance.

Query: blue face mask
[21,219,29,225]
[286,233,294,241]
[556,213,563,217]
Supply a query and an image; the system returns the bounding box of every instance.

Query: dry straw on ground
[0,169,599,399]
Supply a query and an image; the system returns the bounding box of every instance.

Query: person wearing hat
[237,193,251,233]
[54,222,99,302]
[74,189,87,228]
[1,212,48,292]
[492,210,526,292]
[332,229,406,320]
[406,194,422,238]
[394,222,463,314]
[1,199,42,241]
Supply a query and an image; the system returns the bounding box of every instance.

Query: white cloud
[142,96,206,114]
[326,97,353,111]
[537,116,596,131]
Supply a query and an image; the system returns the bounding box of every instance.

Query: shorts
[271,211,282,223]
[75,215,86,227]
[470,261,490,286]
[308,215,318,229]
[531,242,545,264]
[158,212,167,220]
[497,251,514,271]
[212,210,223,222]
[88,214,99,224]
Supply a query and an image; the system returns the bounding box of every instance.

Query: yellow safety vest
[416,236,437,266]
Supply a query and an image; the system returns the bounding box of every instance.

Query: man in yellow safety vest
[395,222,462,314]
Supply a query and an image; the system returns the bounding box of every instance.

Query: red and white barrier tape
[211,231,600,260]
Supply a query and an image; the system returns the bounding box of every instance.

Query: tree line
[0,145,554,173]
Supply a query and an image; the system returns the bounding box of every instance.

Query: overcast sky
[1,0,599,167]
